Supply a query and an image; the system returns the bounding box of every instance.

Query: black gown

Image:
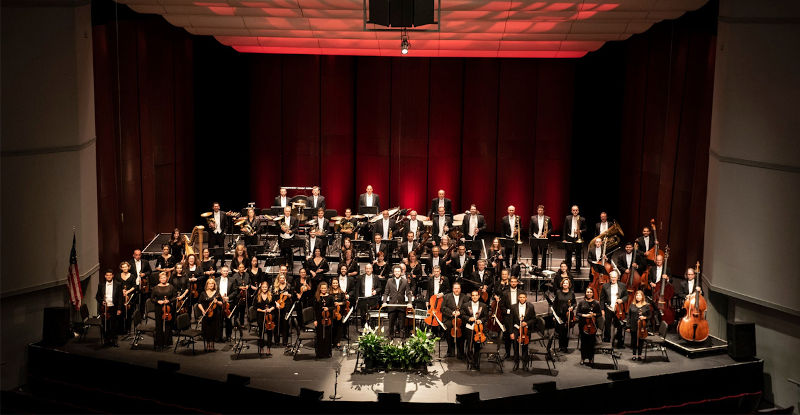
[151,284,177,348]
[198,290,221,342]
[577,299,601,361]
[116,272,137,334]
[272,284,294,345]
[305,257,330,289]
[553,289,576,350]
[253,293,275,349]
[331,291,347,346]
[314,294,335,358]
[628,303,651,355]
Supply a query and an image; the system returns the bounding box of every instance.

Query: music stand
[324,209,337,219]
[359,206,378,215]
[268,207,284,216]
[464,239,482,256]
[384,239,399,262]
[351,239,371,258]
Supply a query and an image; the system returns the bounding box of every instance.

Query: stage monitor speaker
[42,307,70,346]
[377,392,401,403]
[227,374,250,386]
[727,322,756,360]
[607,370,630,381]
[157,360,180,372]
[456,392,480,404]
[368,0,434,27]
[532,381,556,393]
[299,388,324,401]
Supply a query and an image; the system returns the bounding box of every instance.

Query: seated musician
[370,233,389,264]
[463,204,486,241]
[274,187,289,208]
[311,208,329,238]
[356,264,383,327]
[462,290,488,371]
[426,245,445,277]
[403,210,423,241]
[358,185,380,213]
[510,292,536,371]
[529,205,552,268]
[648,254,671,295]
[467,259,493,303]
[442,282,468,359]
[452,244,473,283]
[96,269,123,347]
[429,189,453,217]
[306,186,326,210]
[599,271,627,348]
[372,210,395,241]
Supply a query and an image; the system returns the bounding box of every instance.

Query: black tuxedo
[529,215,552,267]
[426,276,451,297]
[274,196,290,208]
[306,236,328,258]
[452,254,474,281]
[648,265,672,285]
[397,239,420,260]
[383,276,412,337]
[600,281,628,345]
[358,193,380,212]
[467,269,493,296]
[501,215,522,239]
[613,250,646,276]
[461,214,486,240]
[333,274,357,304]
[306,195,326,210]
[675,277,700,298]
[429,197,453,217]
[587,245,608,264]
[128,258,152,282]
[402,219,424,240]
[635,235,656,256]
[562,215,587,272]
[595,220,615,237]
[431,214,452,243]
[95,280,124,343]
[355,273,383,324]
[372,217,396,240]
[510,302,536,363]
[461,300,488,368]
[425,254,446,277]
[96,280,124,309]
[370,241,390,262]
[309,217,330,234]
[442,292,469,357]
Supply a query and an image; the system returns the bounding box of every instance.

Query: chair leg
[173,335,180,353]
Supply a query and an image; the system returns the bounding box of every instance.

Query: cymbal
[234,218,247,226]
[422,220,433,226]
[331,216,345,221]
[291,200,307,207]
[200,212,213,218]
[415,215,430,221]
[453,213,466,221]
[350,214,365,219]
[306,219,318,225]
[369,215,382,223]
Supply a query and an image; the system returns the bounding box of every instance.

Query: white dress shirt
[517,303,527,320]
[213,211,222,234]
[382,220,390,239]
[104,282,115,306]
[537,215,544,237]
[655,266,663,283]
[280,196,287,207]
[509,215,517,237]
[366,194,373,206]
[469,215,478,236]
[339,276,348,293]
[433,278,441,295]
[220,277,229,296]
[509,287,518,306]
[599,221,608,234]
[610,283,618,305]
[438,215,446,237]
[571,216,578,237]
[363,274,374,296]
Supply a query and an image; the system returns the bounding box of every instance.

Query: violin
[276,291,291,309]
[473,321,487,343]
[424,293,444,327]
[206,296,218,317]
[162,297,173,321]
[343,299,351,316]
[333,303,342,321]
[140,275,150,295]
[264,309,275,331]
[450,314,462,338]
[583,312,597,335]
[637,309,648,339]
[223,299,232,318]
[124,292,132,311]
[321,307,332,326]
[678,261,709,342]
[519,322,530,345]
[100,302,112,320]
[615,301,626,320]
[191,281,199,299]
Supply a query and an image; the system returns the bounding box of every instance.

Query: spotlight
[400,29,410,55]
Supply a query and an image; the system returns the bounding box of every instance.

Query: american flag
[67,234,83,310]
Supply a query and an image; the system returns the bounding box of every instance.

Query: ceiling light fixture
[400,29,410,55]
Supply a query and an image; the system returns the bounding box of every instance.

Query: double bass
[589,237,613,296]
[645,219,665,263]
[678,261,709,342]
[625,242,646,308]
[652,247,675,325]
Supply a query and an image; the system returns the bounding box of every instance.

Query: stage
[22,323,764,413]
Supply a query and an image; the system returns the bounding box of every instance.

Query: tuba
[589,222,624,253]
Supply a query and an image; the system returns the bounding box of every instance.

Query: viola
[519,323,530,345]
[473,321,487,343]
[583,312,597,335]
[162,297,173,321]
[191,282,199,299]
[99,302,112,320]
[343,300,351,316]
[424,293,444,327]
[124,292,132,311]
[264,310,275,331]
[321,308,332,326]
[615,301,626,320]
[480,288,489,303]
[140,276,150,294]
[637,309,648,339]
[678,261,709,342]
[450,315,462,338]
[223,300,232,318]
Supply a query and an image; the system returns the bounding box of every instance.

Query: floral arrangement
[357,325,439,371]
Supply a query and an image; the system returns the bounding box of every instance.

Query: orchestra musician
[247,256,267,290]
[399,231,419,261]
[185,254,204,318]
[253,280,275,356]
[171,263,188,315]
[553,277,576,353]
[467,259,493,303]
[151,271,176,351]
[370,233,389,264]
[215,266,240,342]
[278,206,298,267]
[501,205,521,266]
[648,254,671,293]
[200,248,217,304]
[462,204,486,241]
[382,265,413,339]
[599,271,628,348]
[341,249,359,279]
[636,226,658,266]
[613,241,645,278]
[426,265,451,299]
[452,244,473,283]
[208,202,228,248]
[96,270,123,347]
[271,269,293,347]
[595,212,614,236]
[305,247,330,290]
[155,244,176,278]
[373,251,389,280]
[306,227,327,259]
[487,237,504,277]
[129,249,152,310]
[329,278,348,349]
[676,266,702,300]
[117,262,137,336]
[306,186,326,210]
[339,208,357,242]
[340,238,354,262]
[167,228,185,263]
[232,263,251,328]
[197,278,222,352]
[311,208,329,237]
[432,206,452,245]
[429,189,453,217]
[242,208,260,247]
[442,282,468,359]
[628,290,651,361]
[492,268,510,298]
[403,210,424,241]
[499,274,521,359]
[229,244,249,274]
[313,282,334,358]
[372,210,396,241]
[553,262,573,294]
[356,264,383,326]
[529,205,552,268]
[577,286,601,365]
[292,268,313,309]
[358,185,380,213]
[562,205,587,274]
[426,245,445,278]
[510,292,535,371]
[405,252,424,296]
[274,187,289,208]
[462,290,487,371]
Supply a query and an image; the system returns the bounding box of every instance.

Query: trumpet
[515,216,522,245]
[575,215,583,244]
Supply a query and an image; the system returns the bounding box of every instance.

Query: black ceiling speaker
[368,0,434,28]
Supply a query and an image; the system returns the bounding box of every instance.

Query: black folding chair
[642,320,670,362]
[77,304,103,343]
[173,313,203,354]
[291,307,316,358]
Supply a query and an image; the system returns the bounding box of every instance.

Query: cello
[625,242,645,308]
[678,261,709,342]
[424,293,444,327]
[652,247,675,325]
[590,237,613,295]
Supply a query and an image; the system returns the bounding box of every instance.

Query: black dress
[253,293,275,350]
[156,255,176,273]
[230,256,249,273]
[292,276,313,309]
[331,291,346,346]
[314,294,335,358]
[553,289,576,350]
[343,259,359,278]
[577,299,601,361]
[116,272,137,334]
[628,303,651,355]
[171,274,189,315]
[272,284,294,345]
[198,290,221,343]
[306,257,330,289]
[151,284,177,349]
[168,240,184,262]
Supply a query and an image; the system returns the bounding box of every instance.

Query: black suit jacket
[332,275,357,303]
[612,250,646,275]
[277,215,299,233]
[358,193,380,211]
[600,281,628,312]
[425,254,446,276]
[595,220,615,237]
[431,215,452,239]
[274,196,290,208]
[306,195,326,210]
[95,280,124,308]
[648,265,672,284]
[501,215,521,239]
[461,301,488,327]
[382,277,412,309]
[467,269,493,293]
[452,254,474,280]
[356,273,383,298]
[510,302,536,331]
[372,218,396,239]
[306,236,328,258]
[397,240,420,259]
[128,258,153,280]
[528,215,552,238]
[674,277,700,298]
[587,245,607,263]
[215,276,241,303]
[461,214,486,238]
[562,215,587,240]
[426,276,451,297]
[369,241,390,262]
[635,235,656,253]
[309,217,330,234]
[429,197,453,217]
[402,219,424,239]
[441,293,469,329]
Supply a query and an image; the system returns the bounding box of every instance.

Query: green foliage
[357,326,440,371]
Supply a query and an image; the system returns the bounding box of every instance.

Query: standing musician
[636,227,658,266]
[432,206,452,245]
[305,247,330,290]
[600,271,628,348]
[462,290,487,371]
[215,266,240,342]
[467,259,493,303]
[613,241,645,278]
[553,262,573,294]
[452,244,473,283]
[426,246,445,277]
[232,263,252,328]
[229,244,249,274]
[487,238,505,277]
[373,251,389,281]
[358,185,380,213]
[628,290,651,361]
[129,249,152,311]
[399,231,419,261]
[529,205,552,269]
[356,264,383,326]
[372,210,396,241]
[184,255,204,318]
[292,268,313,309]
[274,187,290,208]
[278,206,298,268]
[254,280,275,356]
[553,277,576,353]
[595,212,614,236]
[341,249,360,279]
[306,186,326,210]
[329,278,348,349]
[501,205,521,266]
[382,265,413,339]
[339,208,357,242]
[442,282,469,359]
[510,292,536,371]
[247,256,267,291]
[577,286,601,365]
[313,282,334,358]
[463,204,486,241]
[242,208,260,248]
[335,264,357,307]
[167,228,185,263]
[588,238,609,283]
[117,262,137,336]
[171,263,189,316]
[155,244,176,278]
[197,278,222,352]
[426,265,451,299]
[306,227,327,260]
[370,233,390,264]
[271,270,294,347]
[562,205,587,274]
[96,269,123,347]
[492,268,510,297]
[152,271,177,351]
[208,202,228,248]
[429,189,453,217]
[311,208,329,238]
[498,274,521,359]
[403,210,424,241]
